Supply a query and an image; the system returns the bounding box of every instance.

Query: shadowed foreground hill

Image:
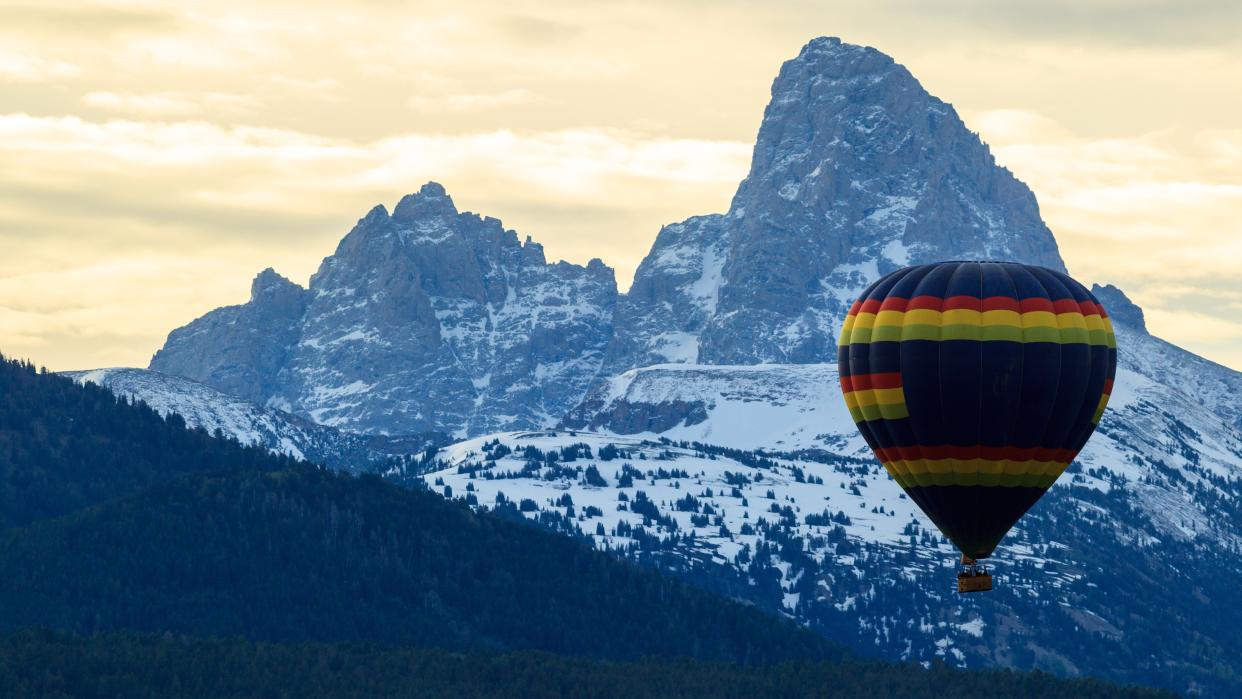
[0,356,300,530]
[0,631,1177,699]
[0,353,831,662]
[0,465,835,664]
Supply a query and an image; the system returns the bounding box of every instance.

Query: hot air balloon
[837,261,1117,593]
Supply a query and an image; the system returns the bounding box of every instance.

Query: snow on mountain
[563,363,863,454]
[146,37,1076,438]
[150,183,617,437]
[423,337,1242,694]
[605,36,1064,371]
[566,312,1242,545]
[423,430,917,565]
[63,368,431,471]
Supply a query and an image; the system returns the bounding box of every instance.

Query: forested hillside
[0,631,1177,699]
[0,356,300,529]
[0,464,836,662]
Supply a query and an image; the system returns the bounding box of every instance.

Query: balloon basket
[956,555,993,593]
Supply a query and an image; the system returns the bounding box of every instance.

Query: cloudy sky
[3,0,1240,371]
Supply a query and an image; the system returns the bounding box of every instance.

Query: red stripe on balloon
[981,296,1020,313]
[840,372,903,392]
[942,295,984,311]
[906,295,943,311]
[872,444,1077,463]
[1018,297,1055,313]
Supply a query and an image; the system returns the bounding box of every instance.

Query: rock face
[148,37,1234,449]
[151,268,309,405]
[1092,283,1147,333]
[151,183,617,436]
[148,38,1072,437]
[606,37,1064,370]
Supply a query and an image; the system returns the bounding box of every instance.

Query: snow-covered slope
[423,384,1242,695]
[425,291,1242,697]
[574,294,1242,531]
[63,368,430,471]
[425,430,916,565]
[563,363,861,453]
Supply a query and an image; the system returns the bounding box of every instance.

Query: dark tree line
[0,356,300,530]
[0,630,1177,699]
[0,464,838,664]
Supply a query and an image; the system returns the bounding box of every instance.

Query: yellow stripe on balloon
[882,458,1068,477]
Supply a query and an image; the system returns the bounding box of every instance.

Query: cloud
[874,0,1242,48]
[0,114,749,194]
[967,109,1067,143]
[407,89,537,113]
[0,2,178,36]
[0,49,81,82]
[262,75,341,100]
[83,91,261,117]
[494,13,581,43]
[965,107,1242,367]
[0,112,751,369]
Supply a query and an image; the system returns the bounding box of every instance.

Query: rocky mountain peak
[152,182,619,436]
[605,37,1067,371]
[732,35,1064,268]
[392,181,458,222]
[249,267,304,304]
[1092,283,1147,333]
[585,257,612,277]
[150,41,1122,437]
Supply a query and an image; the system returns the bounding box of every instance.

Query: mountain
[604,36,1064,371]
[145,267,310,406]
[62,367,441,471]
[150,183,617,437]
[145,38,1080,437]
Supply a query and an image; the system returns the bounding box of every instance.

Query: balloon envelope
[837,261,1117,559]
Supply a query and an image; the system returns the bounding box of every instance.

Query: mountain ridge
[146,36,1101,438]
[151,183,617,437]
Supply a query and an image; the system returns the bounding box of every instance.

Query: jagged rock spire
[607,37,1066,370]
